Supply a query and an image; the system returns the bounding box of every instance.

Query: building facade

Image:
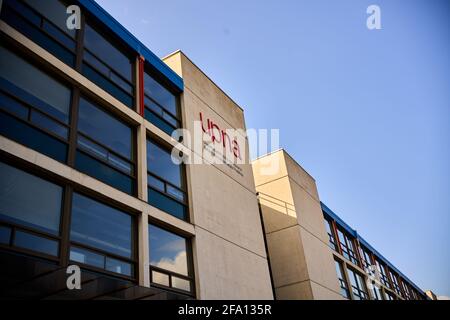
[0,0,428,300]
[252,149,427,300]
[0,0,272,299]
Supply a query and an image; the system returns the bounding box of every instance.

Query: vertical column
[138,210,150,287]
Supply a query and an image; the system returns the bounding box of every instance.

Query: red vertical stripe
[138,56,145,116]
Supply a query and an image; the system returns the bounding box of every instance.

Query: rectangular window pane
[0,225,11,245]
[30,110,68,139]
[75,151,134,195]
[83,23,132,82]
[1,0,76,66]
[78,97,132,160]
[105,257,132,276]
[70,246,105,269]
[14,231,58,256]
[148,188,186,220]
[0,162,62,235]
[0,91,29,119]
[147,140,182,188]
[152,270,169,287]
[70,193,132,258]
[23,0,76,38]
[0,45,71,122]
[0,111,68,162]
[149,224,189,277]
[148,175,165,192]
[144,72,177,115]
[172,277,191,292]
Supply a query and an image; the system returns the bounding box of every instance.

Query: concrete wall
[253,150,342,300]
[163,51,273,299]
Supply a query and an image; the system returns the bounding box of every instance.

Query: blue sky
[96,0,450,296]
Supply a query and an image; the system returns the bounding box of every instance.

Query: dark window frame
[1,0,78,67]
[74,94,137,195]
[324,216,338,252]
[334,257,351,299]
[0,153,140,283]
[68,191,138,281]
[336,228,359,265]
[148,221,195,297]
[1,28,139,196]
[1,0,137,109]
[347,267,370,300]
[143,64,182,136]
[375,259,391,288]
[80,16,136,108]
[146,136,189,221]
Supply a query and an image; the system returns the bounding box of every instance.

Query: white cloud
[438,295,450,300]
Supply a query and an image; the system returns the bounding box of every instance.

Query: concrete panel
[289,180,329,244]
[275,281,313,300]
[195,227,273,300]
[283,152,320,202]
[189,161,266,257]
[309,281,344,300]
[299,228,342,296]
[266,225,309,288]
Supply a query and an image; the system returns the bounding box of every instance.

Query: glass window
[389,271,402,296]
[70,193,133,259]
[147,139,187,220]
[14,230,58,256]
[75,97,135,194]
[1,0,77,66]
[359,246,373,270]
[334,259,350,299]
[324,217,338,251]
[0,45,71,122]
[149,224,192,293]
[23,0,76,38]
[0,162,63,235]
[77,97,132,158]
[0,45,70,162]
[375,259,391,288]
[144,73,177,115]
[143,71,179,135]
[147,140,182,188]
[347,268,369,300]
[337,228,359,265]
[82,23,133,107]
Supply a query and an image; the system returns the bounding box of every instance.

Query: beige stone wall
[163,51,273,299]
[253,150,342,300]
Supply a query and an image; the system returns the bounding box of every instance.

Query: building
[0,0,272,299]
[0,0,429,301]
[252,149,427,300]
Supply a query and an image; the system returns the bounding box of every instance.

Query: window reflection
[147,139,187,219]
[70,193,132,258]
[148,224,193,293]
[334,259,350,299]
[75,97,135,194]
[149,224,188,276]
[347,268,369,300]
[0,162,62,235]
[0,45,71,123]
